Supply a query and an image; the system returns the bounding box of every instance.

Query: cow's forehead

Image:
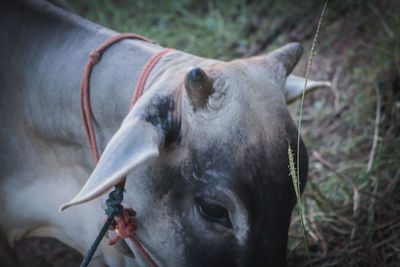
[183,60,293,152]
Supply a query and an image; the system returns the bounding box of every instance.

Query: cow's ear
[60,118,162,211]
[266,42,303,77]
[247,43,303,77]
[285,75,331,104]
[244,43,331,104]
[243,43,303,85]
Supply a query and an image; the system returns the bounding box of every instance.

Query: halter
[79,33,173,267]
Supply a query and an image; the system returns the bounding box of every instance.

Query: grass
[289,143,312,266]
[289,2,400,262]
[65,1,400,266]
[291,2,328,266]
[68,0,324,60]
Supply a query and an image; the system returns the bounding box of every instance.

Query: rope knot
[105,184,124,217]
[89,50,101,64]
[107,207,137,245]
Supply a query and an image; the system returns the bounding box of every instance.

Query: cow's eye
[197,198,232,228]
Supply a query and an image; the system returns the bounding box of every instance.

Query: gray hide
[0,0,327,266]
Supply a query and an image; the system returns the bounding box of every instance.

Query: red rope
[130,48,174,109]
[80,33,173,267]
[80,33,156,162]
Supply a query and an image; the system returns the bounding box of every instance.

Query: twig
[382,221,400,236]
[367,85,381,172]
[388,244,400,254]
[375,215,400,230]
[372,235,396,250]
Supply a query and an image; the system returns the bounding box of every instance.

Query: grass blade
[293,1,328,266]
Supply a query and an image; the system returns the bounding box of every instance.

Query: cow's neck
[9,1,167,158]
[3,0,214,173]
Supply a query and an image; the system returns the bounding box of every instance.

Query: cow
[0,0,330,266]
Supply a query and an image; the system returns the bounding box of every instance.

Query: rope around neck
[79,33,173,267]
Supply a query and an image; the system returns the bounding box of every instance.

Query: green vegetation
[67,1,400,266]
[67,0,329,60]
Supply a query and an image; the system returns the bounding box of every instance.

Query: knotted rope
[79,33,173,267]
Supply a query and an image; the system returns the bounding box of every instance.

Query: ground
[15,0,400,266]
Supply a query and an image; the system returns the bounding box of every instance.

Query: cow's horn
[184,67,213,109]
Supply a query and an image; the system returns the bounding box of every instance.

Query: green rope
[80,185,124,267]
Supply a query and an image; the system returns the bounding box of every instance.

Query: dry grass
[287,2,400,265]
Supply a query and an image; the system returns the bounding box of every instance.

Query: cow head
[61,43,327,266]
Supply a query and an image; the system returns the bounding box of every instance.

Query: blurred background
[16,0,400,266]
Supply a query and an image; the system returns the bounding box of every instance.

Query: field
[16,0,400,266]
